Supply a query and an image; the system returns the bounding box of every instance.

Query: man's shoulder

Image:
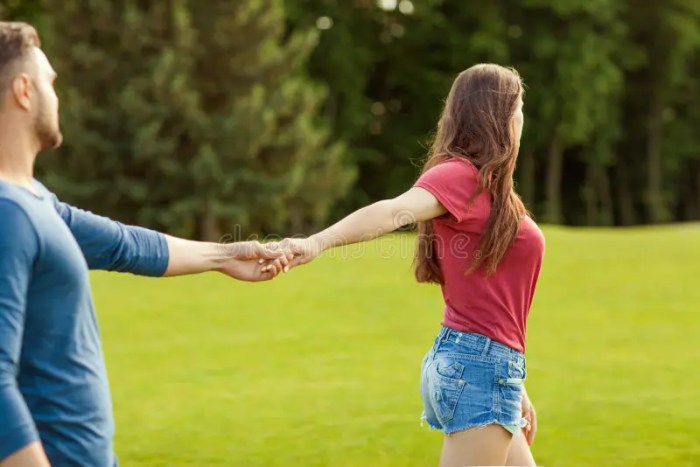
[0,197,39,252]
[0,181,56,236]
[0,189,33,219]
[0,178,50,202]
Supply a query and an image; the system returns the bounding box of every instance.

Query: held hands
[216,240,294,282]
[215,238,322,282]
[259,237,323,275]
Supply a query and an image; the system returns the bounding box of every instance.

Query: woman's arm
[272,187,446,269]
[521,385,537,445]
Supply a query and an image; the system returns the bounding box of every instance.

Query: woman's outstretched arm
[268,187,446,270]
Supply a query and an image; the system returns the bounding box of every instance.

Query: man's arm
[51,194,169,276]
[0,201,49,466]
[162,236,291,279]
[50,194,288,278]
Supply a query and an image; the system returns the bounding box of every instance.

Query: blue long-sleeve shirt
[0,179,169,466]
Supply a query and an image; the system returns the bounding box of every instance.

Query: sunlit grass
[91,225,700,466]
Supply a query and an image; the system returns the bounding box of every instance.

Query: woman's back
[414,157,545,352]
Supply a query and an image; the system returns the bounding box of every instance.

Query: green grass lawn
[90,226,700,466]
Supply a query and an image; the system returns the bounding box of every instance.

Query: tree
[40,0,355,239]
[286,0,411,210]
[0,0,44,23]
[623,0,700,224]
[22,0,700,229]
[287,0,511,208]
[501,0,632,224]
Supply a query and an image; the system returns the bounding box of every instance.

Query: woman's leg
[439,424,512,467]
[505,433,536,466]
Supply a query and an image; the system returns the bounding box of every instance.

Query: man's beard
[33,91,63,151]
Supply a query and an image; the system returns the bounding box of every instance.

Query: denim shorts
[420,326,528,435]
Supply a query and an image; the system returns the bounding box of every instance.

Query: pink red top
[414,157,545,352]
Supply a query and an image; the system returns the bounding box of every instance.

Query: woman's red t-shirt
[414,157,545,353]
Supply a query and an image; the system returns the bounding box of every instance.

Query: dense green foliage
[3,0,700,234]
[289,0,700,226]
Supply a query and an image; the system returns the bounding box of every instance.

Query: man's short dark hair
[0,21,40,93]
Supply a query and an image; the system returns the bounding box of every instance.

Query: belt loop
[481,336,492,356]
[443,327,452,342]
[439,326,451,344]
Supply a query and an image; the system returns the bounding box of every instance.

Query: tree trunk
[584,163,598,225]
[696,167,700,220]
[517,149,536,211]
[583,164,613,226]
[599,165,614,226]
[198,199,222,241]
[288,206,304,235]
[646,97,667,223]
[615,153,636,226]
[685,161,700,221]
[545,136,563,224]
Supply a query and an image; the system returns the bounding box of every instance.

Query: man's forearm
[0,442,50,467]
[162,236,227,277]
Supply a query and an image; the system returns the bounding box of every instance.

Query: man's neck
[0,120,37,190]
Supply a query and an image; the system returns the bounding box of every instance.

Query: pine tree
[40,0,355,240]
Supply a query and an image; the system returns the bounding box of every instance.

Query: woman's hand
[521,387,538,445]
[261,237,323,273]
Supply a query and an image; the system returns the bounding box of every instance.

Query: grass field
[90,226,700,466]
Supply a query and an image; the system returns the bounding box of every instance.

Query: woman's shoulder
[520,215,546,246]
[423,156,479,183]
[436,156,478,171]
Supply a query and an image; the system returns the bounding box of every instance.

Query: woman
[269,64,545,466]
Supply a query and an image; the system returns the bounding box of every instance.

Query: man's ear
[11,73,32,111]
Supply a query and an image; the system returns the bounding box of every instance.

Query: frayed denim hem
[420,413,442,431]
[420,415,527,437]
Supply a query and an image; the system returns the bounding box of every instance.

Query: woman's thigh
[505,433,536,466]
[439,424,512,467]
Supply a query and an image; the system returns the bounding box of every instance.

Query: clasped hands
[217,237,321,282]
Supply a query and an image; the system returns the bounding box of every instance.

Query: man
[0,22,290,466]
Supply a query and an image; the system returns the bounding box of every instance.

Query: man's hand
[164,238,291,278]
[216,241,294,281]
[218,257,284,282]
[521,387,537,445]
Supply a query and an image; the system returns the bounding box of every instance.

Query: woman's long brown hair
[414,64,527,283]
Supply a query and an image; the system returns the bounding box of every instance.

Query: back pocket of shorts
[427,359,467,423]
